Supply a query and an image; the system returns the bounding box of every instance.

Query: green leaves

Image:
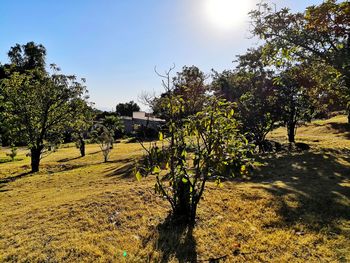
[1,57,89,172]
[152,166,161,174]
[135,171,142,182]
[137,92,253,224]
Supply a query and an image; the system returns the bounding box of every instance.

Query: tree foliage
[212,48,281,150]
[152,65,208,119]
[116,100,140,117]
[1,42,89,172]
[137,69,253,225]
[250,0,350,120]
[91,124,114,162]
[274,66,315,143]
[70,99,95,157]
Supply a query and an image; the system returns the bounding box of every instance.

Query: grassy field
[0,116,349,262]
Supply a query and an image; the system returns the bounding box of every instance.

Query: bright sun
[204,0,252,30]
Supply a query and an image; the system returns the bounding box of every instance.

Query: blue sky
[0,0,322,111]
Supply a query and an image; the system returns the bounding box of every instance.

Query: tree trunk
[343,71,350,124]
[346,75,350,124]
[79,137,85,157]
[174,178,191,223]
[30,147,42,173]
[287,121,296,143]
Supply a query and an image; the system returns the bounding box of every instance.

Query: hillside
[0,116,349,262]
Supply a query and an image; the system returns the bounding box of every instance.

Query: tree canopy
[250,0,350,120]
[116,100,140,117]
[1,43,90,172]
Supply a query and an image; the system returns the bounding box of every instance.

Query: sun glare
[204,0,252,30]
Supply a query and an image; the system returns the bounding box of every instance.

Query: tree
[152,65,208,119]
[136,69,253,225]
[250,0,350,121]
[101,115,124,145]
[290,61,346,118]
[212,48,281,150]
[1,42,48,147]
[6,145,17,162]
[70,99,95,157]
[7,42,46,72]
[91,124,113,162]
[275,65,315,143]
[116,100,140,117]
[1,65,88,172]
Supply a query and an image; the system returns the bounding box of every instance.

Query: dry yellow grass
[0,117,349,262]
[268,115,350,149]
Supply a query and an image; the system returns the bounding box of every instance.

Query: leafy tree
[152,65,208,119]
[6,145,17,161]
[291,61,346,118]
[1,65,88,172]
[1,42,50,147]
[0,64,7,146]
[70,99,95,157]
[101,115,124,145]
[116,100,140,117]
[7,42,46,72]
[212,48,281,150]
[250,0,350,121]
[275,66,315,143]
[91,124,113,162]
[136,69,253,225]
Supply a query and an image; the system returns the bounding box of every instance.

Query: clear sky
[0,0,322,111]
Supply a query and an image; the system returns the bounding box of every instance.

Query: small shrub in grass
[6,145,17,161]
[91,124,114,162]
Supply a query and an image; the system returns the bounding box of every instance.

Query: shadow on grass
[154,215,197,263]
[105,158,138,179]
[0,171,32,186]
[57,156,82,163]
[0,157,24,164]
[254,150,350,233]
[0,184,10,192]
[88,150,101,155]
[328,122,350,139]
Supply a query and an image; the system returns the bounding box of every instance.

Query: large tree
[275,65,315,143]
[152,65,208,119]
[250,0,350,121]
[212,48,281,150]
[7,42,46,72]
[116,100,140,117]
[2,59,88,172]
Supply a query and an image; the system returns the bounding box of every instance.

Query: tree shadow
[88,150,101,155]
[154,215,197,263]
[0,171,32,191]
[0,184,10,192]
[105,158,138,179]
[328,122,350,139]
[57,156,82,163]
[105,162,135,178]
[253,150,350,233]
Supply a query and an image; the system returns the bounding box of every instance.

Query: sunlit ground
[0,116,349,262]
